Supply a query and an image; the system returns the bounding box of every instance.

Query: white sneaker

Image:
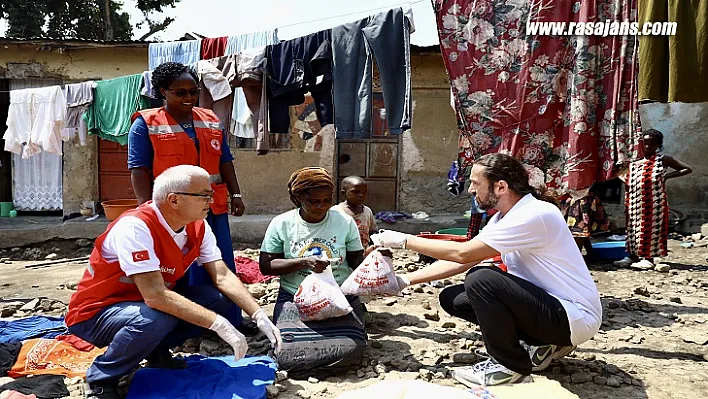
[631,259,654,270]
[521,342,576,371]
[613,257,634,267]
[451,357,531,387]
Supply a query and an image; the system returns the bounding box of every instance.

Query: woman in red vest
[128,62,247,326]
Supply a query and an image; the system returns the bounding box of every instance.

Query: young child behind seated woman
[333,176,379,252]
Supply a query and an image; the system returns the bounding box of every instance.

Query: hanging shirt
[83,74,151,146]
[148,40,202,70]
[3,86,66,158]
[201,36,228,60]
[62,81,95,146]
[223,30,278,143]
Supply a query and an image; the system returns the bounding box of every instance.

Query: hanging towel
[201,36,228,60]
[125,355,277,399]
[83,74,151,146]
[3,86,66,158]
[638,0,708,102]
[7,338,106,378]
[62,81,95,146]
[225,30,279,55]
[0,316,68,344]
[148,40,202,70]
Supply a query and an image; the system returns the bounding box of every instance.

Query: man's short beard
[476,191,499,211]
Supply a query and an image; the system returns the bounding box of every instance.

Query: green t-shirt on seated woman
[260,208,364,295]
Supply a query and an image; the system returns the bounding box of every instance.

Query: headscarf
[287,167,334,207]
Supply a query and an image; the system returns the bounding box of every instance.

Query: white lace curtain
[10,79,63,211]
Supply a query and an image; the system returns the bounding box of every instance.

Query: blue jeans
[185,211,243,327]
[332,7,412,138]
[67,285,232,383]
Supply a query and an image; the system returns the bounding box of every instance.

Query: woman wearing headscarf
[259,167,366,378]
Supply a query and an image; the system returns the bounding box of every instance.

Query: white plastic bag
[341,250,402,296]
[294,266,353,321]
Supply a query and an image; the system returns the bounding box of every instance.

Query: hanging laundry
[639,0,708,102]
[225,30,279,55]
[125,355,276,399]
[436,0,641,192]
[140,71,156,99]
[332,7,413,139]
[0,343,22,376]
[62,81,95,146]
[7,338,106,378]
[3,86,66,158]
[266,29,333,140]
[223,30,279,153]
[0,316,68,344]
[83,74,151,146]
[0,375,69,399]
[149,40,202,70]
[201,36,228,60]
[207,49,269,153]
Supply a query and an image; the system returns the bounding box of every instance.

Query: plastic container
[435,228,468,236]
[102,199,138,221]
[590,241,628,260]
[0,202,13,217]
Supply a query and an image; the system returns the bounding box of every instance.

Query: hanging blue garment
[126,355,276,399]
[149,40,202,70]
[0,315,68,343]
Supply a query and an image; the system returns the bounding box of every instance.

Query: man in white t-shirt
[66,165,281,399]
[372,154,602,388]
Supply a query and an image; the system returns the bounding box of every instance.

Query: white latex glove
[252,308,282,350]
[209,314,248,360]
[371,230,410,249]
[396,274,411,290]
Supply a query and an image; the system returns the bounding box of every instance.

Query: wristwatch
[231,193,242,199]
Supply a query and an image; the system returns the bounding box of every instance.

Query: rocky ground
[1,236,707,399]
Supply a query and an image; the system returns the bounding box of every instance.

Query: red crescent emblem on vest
[211,139,221,151]
[132,250,150,262]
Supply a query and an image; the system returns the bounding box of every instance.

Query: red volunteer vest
[65,202,206,326]
[132,107,229,215]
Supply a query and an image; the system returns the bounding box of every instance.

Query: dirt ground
[1,238,707,399]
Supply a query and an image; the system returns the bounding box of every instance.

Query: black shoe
[85,381,122,399]
[145,350,188,369]
[236,320,260,336]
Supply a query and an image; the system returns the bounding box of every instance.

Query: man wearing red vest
[66,165,281,399]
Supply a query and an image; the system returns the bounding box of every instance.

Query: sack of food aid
[341,250,402,296]
[294,266,353,321]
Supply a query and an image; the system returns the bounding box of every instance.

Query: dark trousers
[439,267,572,375]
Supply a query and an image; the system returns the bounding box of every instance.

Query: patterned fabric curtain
[435,0,642,192]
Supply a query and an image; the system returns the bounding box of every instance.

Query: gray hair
[152,165,210,205]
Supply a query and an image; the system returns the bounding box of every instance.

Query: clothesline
[275,0,426,30]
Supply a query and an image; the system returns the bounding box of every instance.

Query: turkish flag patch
[132,250,150,262]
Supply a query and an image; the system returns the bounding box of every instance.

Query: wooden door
[98,139,134,201]
[336,94,400,213]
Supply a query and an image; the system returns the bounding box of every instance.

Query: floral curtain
[435,0,642,192]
